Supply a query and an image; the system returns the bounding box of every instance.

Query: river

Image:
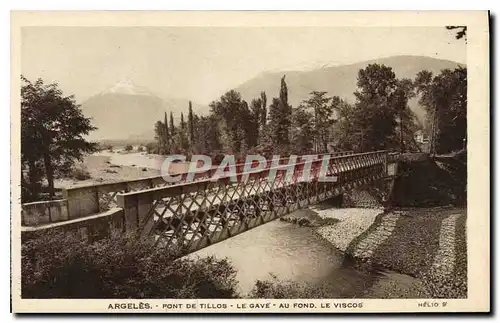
[189,214,386,297]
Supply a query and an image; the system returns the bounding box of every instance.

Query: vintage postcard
[11,11,490,313]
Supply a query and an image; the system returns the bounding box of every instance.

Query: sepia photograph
[10,11,490,313]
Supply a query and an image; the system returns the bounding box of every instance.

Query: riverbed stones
[312,207,382,252]
[422,213,466,298]
[343,189,383,208]
[428,213,461,277]
[364,271,431,299]
[352,213,401,260]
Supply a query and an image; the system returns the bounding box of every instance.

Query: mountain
[82,56,464,141]
[81,79,207,141]
[231,55,465,123]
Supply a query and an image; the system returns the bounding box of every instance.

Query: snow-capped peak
[104,78,154,96]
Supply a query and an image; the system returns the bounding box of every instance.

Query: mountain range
[81,55,465,141]
[81,79,207,141]
[231,55,465,124]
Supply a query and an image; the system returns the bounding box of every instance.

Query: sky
[21,26,466,105]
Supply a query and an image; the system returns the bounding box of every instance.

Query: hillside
[231,55,465,122]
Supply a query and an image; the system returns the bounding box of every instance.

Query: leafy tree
[154,120,167,154]
[210,90,248,153]
[195,115,222,154]
[331,64,417,152]
[351,64,400,151]
[414,67,467,154]
[21,76,97,200]
[124,144,133,152]
[330,97,357,151]
[291,104,314,154]
[250,98,263,143]
[302,91,332,153]
[392,78,418,152]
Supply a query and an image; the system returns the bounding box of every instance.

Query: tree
[291,104,314,154]
[195,115,222,154]
[179,112,189,150]
[260,91,267,128]
[169,112,175,137]
[268,76,292,149]
[351,64,400,151]
[414,67,467,154]
[250,98,263,144]
[330,64,417,152]
[21,76,97,199]
[164,112,170,151]
[303,91,332,153]
[180,112,186,130]
[392,78,417,152]
[188,101,195,145]
[330,97,357,151]
[210,90,248,153]
[154,120,166,154]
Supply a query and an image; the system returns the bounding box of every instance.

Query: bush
[107,145,113,152]
[124,145,133,152]
[22,230,240,299]
[145,142,157,154]
[70,165,91,180]
[137,146,144,152]
[248,274,333,299]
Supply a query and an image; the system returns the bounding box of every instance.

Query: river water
[190,216,385,297]
[101,151,387,297]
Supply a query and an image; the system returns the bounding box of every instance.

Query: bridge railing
[58,152,353,221]
[116,150,393,254]
[20,151,356,226]
[21,199,69,226]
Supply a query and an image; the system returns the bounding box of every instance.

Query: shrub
[124,145,133,152]
[248,274,333,299]
[107,145,113,152]
[137,146,144,152]
[145,142,157,154]
[70,165,91,180]
[22,230,240,299]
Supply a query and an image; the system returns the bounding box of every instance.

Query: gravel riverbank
[312,207,383,252]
